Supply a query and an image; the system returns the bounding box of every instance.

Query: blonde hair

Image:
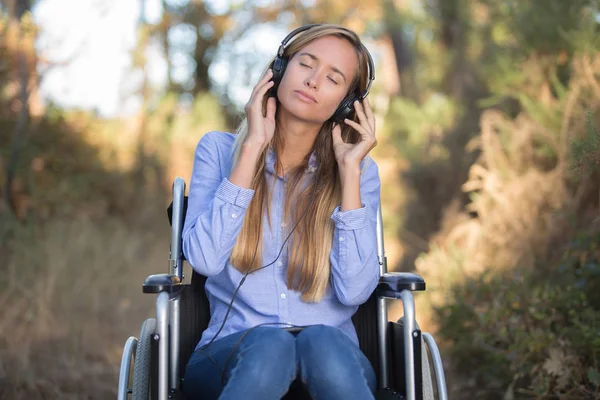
[229,24,371,302]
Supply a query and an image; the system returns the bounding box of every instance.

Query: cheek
[278,64,297,88]
[325,91,347,113]
[276,69,293,99]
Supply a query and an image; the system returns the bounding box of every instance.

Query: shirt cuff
[330,205,368,230]
[214,178,255,208]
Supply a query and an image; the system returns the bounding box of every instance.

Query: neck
[275,107,321,175]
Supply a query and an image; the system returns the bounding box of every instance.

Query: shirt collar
[265,147,319,180]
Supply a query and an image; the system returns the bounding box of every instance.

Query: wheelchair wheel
[117,336,138,400]
[132,317,157,400]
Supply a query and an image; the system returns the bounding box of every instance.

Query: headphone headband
[276,23,375,96]
[278,24,321,57]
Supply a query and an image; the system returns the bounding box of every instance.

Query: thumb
[332,123,343,145]
[265,97,276,121]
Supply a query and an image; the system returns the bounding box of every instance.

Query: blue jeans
[182,325,377,400]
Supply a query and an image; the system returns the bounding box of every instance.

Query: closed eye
[300,62,312,69]
[327,77,338,84]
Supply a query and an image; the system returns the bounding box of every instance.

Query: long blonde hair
[229,24,371,302]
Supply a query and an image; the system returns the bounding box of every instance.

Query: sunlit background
[1,0,600,398]
[34,0,299,116]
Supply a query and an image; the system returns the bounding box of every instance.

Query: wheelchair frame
[118,177,448,400]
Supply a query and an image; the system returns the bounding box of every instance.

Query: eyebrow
[298,52,347,83]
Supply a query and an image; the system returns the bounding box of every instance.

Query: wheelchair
[117,177,448,400]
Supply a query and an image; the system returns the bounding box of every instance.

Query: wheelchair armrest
[376,272,425,298]
[143,273,182,294]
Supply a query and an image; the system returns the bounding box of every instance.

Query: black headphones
[270,23,375,124]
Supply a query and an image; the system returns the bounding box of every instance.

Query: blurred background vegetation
[1,0,599,398]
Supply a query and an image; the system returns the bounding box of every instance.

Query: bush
[436,231,600,398]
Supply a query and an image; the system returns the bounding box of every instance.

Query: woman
[181,23,381,399]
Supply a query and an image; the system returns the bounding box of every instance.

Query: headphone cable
[198,165,321,365]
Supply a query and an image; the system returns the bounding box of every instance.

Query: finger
[266,96,276,120]
[259,69,273,85]
[364,97,376,132]
[249,80,275,108]
[331,123,343,146]
[353,100,370,131]
[251,69,274,97]
[256,80,275,98]
[344,118,375,144]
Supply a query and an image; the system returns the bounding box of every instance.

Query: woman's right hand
[244,69,277,150]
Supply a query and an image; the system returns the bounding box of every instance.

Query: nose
[304,73,318,90]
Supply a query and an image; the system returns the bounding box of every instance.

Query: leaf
[587,368,600,387]
[543,348,568,376]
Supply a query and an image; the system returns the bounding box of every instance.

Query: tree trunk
[381,0,420,102]
[3,0,31,214]
[134,0,151,191]
[160,0,173,91]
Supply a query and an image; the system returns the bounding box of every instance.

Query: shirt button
[280,293,286,299]
[281,222,287,228]
[277,260,283,267]
[231,213,237,219]
[339,237,344,242]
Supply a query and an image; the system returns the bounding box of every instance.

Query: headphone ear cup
[270,56,287,98]
[332,97,356,123]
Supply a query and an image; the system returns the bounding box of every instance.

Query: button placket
[273,178,289,318]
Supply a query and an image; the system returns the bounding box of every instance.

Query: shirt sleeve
[329,158,381,306]
[182,132,255,276]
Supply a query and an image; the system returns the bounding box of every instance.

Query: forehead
[296,35,359,78]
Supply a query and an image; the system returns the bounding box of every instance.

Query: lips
[294,90,317,103]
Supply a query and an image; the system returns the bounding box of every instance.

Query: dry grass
[413,53,600,332]
[0,83,227,398]
[0,205,169,399]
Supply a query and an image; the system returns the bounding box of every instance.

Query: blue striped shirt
[182,131,381,349]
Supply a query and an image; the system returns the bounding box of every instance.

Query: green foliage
[476,0,598,105]
[479,0,599,56]
[435,231,600,398]
[518,93,563,132]
[1,110,130,218]
[385,94,457,162]
[503,0,596,55]
[571,110,600,175]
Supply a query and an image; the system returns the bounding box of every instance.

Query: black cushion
[377,272,426,297]
[143,273,182,294]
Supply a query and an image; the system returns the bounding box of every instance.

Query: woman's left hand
[332,98,377,170]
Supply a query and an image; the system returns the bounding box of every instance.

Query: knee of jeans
[297,346,351,388]
[298,327,354,368]
[296,325,345,352]
[243,327,296,361]
[297,326,346,366]
[237,328,296,387]
[297,325,376,392]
